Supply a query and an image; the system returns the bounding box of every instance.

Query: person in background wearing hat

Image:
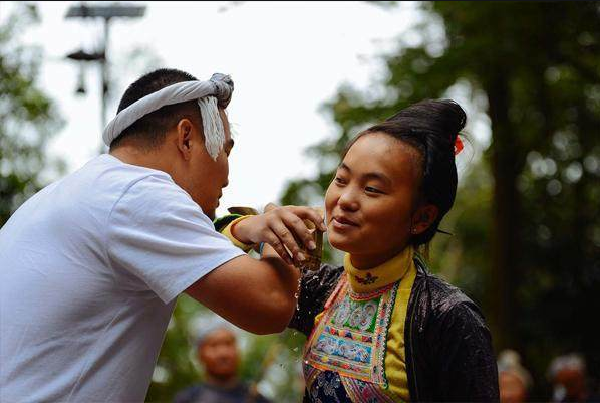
[548,353,600,403]
[0,68,324,402]
[497,350,532,403]
[174,318,271,403]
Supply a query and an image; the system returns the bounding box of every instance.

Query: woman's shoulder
[298,263,346,311]
[302,263,344,289]
[288,263,344,336]
[427,276,487,328]
[426,274,476,307]
[414,257,484,321]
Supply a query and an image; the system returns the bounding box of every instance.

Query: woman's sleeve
[288,264,343,337]
[433,301,500,402]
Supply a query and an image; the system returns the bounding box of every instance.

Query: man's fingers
[264,233,293,265]
[264,202,278,213]
[269,220,304,262]
[279,212,317,252]
[292,206,327,232]
[257,204,324,259]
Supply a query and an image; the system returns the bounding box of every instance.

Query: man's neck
[109,146,171,173]
[204,374,240,390]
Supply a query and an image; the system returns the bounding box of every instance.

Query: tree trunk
[486,74,521,351]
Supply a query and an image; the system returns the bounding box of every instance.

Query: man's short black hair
[110,68,201,150]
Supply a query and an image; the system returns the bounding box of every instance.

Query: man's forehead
[202,327,236,344]
[219,108,233,146]
[218,108,229,127]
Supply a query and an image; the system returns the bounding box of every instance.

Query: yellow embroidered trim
[383,260,416,401]
[344,247,414,293]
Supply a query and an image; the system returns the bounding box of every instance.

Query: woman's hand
[232,203,326,265]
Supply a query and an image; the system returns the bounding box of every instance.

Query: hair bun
[434,99,467,142]
[388,99,467,145]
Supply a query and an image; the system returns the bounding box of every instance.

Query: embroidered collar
[344,247,414,293]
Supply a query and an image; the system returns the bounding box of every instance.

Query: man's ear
[410,204,439,236]
[175,118,196,160]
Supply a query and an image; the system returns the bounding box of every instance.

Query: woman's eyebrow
[339,163,391,186]
[338,163,351,172]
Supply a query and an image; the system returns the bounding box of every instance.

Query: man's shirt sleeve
[106,175,245,304]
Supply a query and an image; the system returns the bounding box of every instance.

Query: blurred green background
[2,1,599,402]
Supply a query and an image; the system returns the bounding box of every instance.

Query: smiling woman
[289,99,499,402]
[326,134,426,269]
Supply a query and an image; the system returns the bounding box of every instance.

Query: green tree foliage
[280,1,600,398]
[0,4,64,226]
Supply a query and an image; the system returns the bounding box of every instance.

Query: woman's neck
[350,244,409,270]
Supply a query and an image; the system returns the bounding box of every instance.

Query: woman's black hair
[344,99,467,246]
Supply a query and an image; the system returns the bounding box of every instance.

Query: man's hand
[232,203,326,265]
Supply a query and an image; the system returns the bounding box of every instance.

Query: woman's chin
[327,233,357,253]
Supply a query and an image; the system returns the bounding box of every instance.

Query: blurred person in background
[498,349,532,403]
[174,318,270,403]
[549,353,599,403]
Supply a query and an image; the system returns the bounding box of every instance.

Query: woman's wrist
[221,215,255,251]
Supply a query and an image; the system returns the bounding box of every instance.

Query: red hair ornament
[454,136,464,156]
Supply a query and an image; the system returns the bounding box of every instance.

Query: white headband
[102,73,234,159]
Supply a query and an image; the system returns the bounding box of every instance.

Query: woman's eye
[335,177,346,184]
[365,186,382,194]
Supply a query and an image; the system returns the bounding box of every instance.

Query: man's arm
[188,204,325,335]
[185,246,299,335]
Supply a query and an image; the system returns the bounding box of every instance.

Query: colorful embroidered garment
[303,247,416,402]
[305,277,397,385]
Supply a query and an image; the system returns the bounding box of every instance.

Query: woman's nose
[337,189,359,211]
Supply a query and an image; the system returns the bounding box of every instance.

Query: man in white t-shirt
[0,68,324,402]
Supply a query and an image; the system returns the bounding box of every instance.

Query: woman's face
[325,132,423,268]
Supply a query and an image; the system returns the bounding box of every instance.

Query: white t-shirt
[0,154,244,402]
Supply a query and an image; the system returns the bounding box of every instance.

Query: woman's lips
[331,216,359,230]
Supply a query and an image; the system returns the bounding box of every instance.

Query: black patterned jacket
[289,256,500,402]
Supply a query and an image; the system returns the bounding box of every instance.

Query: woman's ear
[410,204,439,235]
